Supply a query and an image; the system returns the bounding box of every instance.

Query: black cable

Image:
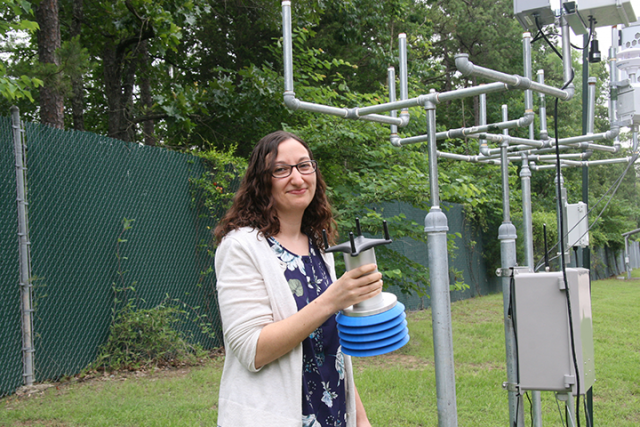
[556,397,568,427]
[509,271,521,427]
[535,16,563,59]
[554,71,582,427]
[570,18,595,51]
[525,392,533,427]
[534,154,636,272]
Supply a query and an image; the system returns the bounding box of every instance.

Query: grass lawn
[1,274,639,426]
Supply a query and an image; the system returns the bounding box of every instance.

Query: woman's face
[270,138,317,218]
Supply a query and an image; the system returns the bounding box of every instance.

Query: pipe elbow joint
[605,126,620,140]
[479,142,490,156]
[454,53,473,76]
[563,85,575,101]
[283,92,300,111]
[390,135,402,147]
[519,111,535,127]
[398,112,411,127]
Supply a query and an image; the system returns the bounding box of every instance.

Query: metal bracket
[496,268,511,277]
[558,277,567,291]
[564,374,576,390]
[502,381,520,393]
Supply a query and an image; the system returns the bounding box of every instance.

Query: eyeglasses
[272,160,318,178]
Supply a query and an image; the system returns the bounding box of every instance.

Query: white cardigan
[215,227,357,427]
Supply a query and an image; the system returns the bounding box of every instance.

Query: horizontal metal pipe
[361,82,508,116]
[437,150,500,164]
[436,113,533,141]
[437,82,508,103]
[477,133,545,148]
[455,54,573,100]
[531,156,634,170]
[357,96,427,115]
[285,95,405,125]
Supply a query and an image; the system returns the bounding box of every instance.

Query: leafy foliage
[92,218,212,372]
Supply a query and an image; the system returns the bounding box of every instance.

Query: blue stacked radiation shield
[324,219,410,357]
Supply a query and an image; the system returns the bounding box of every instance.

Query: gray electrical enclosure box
[513,268,595,394]
[615,80,640,126]
[577,0,636,27]
[514,0,555,31]
[566,202,589,248]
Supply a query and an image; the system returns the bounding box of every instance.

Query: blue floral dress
[268,236,347,427]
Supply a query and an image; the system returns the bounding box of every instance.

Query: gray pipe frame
[390,83,516,147]
[12,106,34,387]
[454,53,574,101]
[475,128,620,156]
[281,1,406,126]
[498,105,525,427]
[424,92,459,427]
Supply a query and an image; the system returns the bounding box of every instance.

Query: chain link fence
[0,116,23,397]
[0,112,634,397]
[1,114,232,396]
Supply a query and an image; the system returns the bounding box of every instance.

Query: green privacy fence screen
[0,116,23,397]
[0,116,229,396]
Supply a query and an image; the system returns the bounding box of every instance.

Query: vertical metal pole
[479,93,488,155]
[12,106,34,387]
[555,172,569,269]
[561,15,574,93]
[520,155,534,270]
[499,105,524,427]
[388,67,398,137]
[424,91,458,427]
[625,236,631,280]
[282,1,294,94]
[587,77,597,135]
[398,33,409,123]
[537,70,548,140]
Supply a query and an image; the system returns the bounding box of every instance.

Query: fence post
[12,106,34,387]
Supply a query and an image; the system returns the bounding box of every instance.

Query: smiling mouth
[288,188,307,194]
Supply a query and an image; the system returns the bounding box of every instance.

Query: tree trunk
[103,41,126,141]
[36,0,64,129]
[70,0,85,131]
[139,40,156,146]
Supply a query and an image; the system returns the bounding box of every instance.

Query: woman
[214,130,382,427]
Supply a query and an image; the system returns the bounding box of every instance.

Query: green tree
[0,0,42,101]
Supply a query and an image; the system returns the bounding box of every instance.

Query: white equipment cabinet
[512,268,596,395]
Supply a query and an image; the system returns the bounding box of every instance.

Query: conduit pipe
[530,156,638,170]
[281,1,407,126]
[436,150,501,164]
[389,82,511,147]
[454,53,574,101]
[479,93,489,156]
[610,26,622,151]
[388,67,398,137]
[538,70,549,140]
[560,14,575,98]
[475,127,619,156]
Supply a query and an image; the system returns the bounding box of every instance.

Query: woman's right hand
[321,264,383,313]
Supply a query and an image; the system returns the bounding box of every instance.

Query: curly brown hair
[214,131,337,250]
